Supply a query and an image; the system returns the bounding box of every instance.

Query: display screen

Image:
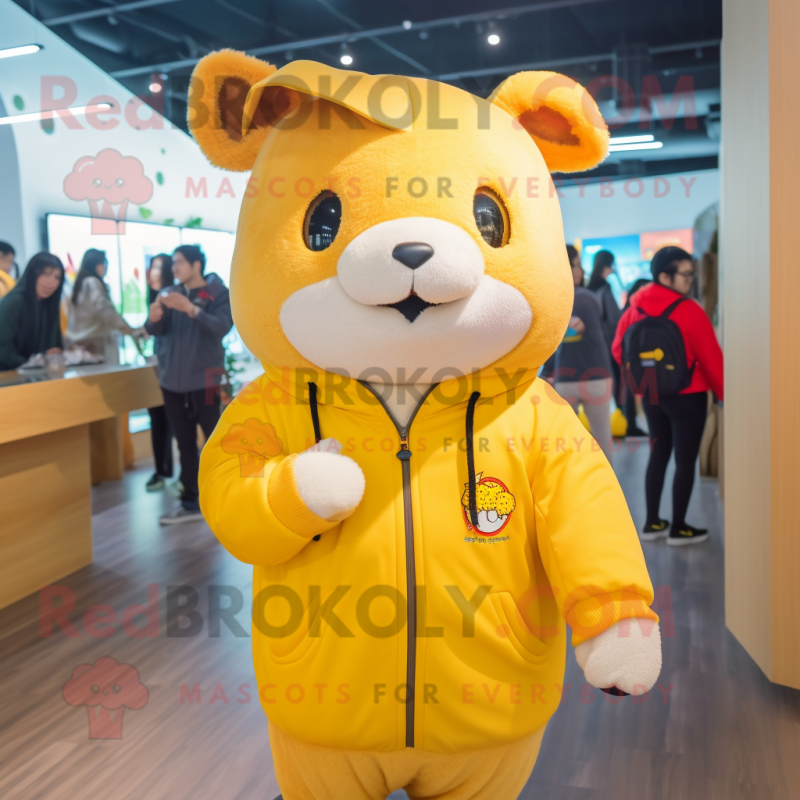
[640,228,694,262]
[580,234,643,305]
[46,214,124,307]
[579,230,695,307]
[46,213,250,412]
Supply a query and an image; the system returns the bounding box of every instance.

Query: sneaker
[160,506,204,526]
[168,479,184,497]
[641,519,669,541]
[145,473,166,492]
[668,523,709,546]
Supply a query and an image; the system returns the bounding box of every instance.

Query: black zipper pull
[397,435,412,460]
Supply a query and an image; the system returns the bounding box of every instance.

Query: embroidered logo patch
[461,472,516,536]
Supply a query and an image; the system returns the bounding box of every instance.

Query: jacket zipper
[360,381,437,748]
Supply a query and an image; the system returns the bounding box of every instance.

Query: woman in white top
[66,248,145,362]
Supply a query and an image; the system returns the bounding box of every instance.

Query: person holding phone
[553,245,615,464]
[145,245,233,524]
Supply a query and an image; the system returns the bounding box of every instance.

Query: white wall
[721,0,772,678]
[0,0,247,266]
[559,168,720,243]
[0,91,25,264]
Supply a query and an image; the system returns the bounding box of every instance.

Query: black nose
[392,242,434,270]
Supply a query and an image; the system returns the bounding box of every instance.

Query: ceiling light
[149,82,162,93]
[609,134,654,145]
[0,102,113,126]
[608,141,664,153]
[340,54,353,66]
[0,44,42,59]
[402,20,412,30]
[487,33,501,45]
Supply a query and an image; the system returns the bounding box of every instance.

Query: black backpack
[622,297,694,397]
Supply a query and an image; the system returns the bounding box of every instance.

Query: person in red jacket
[612,246,723,546]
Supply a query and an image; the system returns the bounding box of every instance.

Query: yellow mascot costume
[195,51,661,800]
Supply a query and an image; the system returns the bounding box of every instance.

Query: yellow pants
[269,721,546,800]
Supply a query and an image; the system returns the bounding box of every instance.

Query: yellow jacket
[0,270,14,299]
[199,365,657,754]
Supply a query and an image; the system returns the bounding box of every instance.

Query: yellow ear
[188,49,301,171]
[488,71,609,173]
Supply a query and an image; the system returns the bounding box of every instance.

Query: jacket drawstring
[466,391,481,527]
[308,382,321,444]
[307,382,322,540]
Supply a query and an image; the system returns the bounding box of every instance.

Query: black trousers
[610,357,622,409]
[147,404,173,478]
[162,388,221,510]
[641,391,708,528]
[623,379,640,432]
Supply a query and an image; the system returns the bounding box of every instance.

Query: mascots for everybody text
[194,50,661,800]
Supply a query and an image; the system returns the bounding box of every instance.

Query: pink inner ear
[518,105,580,146]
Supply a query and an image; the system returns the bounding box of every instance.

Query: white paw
[294,439,365,521]
[575,619,662,695]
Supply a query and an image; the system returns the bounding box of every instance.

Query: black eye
[90,684,100,694]
[473,188,509,248]
[112,684,121,693]
[304,191,342,251]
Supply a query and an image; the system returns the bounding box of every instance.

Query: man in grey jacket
[145,244,233,524]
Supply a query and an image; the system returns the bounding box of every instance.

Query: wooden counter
[0,363,163,610]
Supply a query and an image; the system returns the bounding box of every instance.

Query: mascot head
[189,51,608,384]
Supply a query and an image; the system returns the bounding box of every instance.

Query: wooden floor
[1,447,799,800]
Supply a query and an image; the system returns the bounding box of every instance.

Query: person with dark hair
[0,252,64,370]
[620,277,652,437]
[66,248,145,362]
[0,241,17,298]
[587,249,622,406]
[541,245,582,382]
[146,245,233,524]
[613,246,724,546]
[565,244,581,278]
[144,254,176,492]
[553,245,615,463]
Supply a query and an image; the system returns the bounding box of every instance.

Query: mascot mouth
[382,292,440,322]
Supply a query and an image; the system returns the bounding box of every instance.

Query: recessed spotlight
[0,44,42,59]
[149,82,162,93]
[0,102,112,126]
[340,54,353,66]
[402,20,412,30]
[609,134,654,145]
[487,33,500,46]
[608,141,664,153]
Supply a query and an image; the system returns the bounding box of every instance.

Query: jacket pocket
[266,604,326,665]
[490,592,548,662]
[257,582,337,666]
